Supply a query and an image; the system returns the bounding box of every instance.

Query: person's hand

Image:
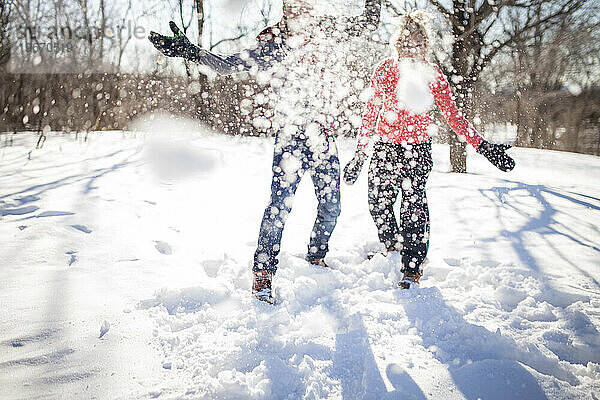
[148,21,203,62]
[476,140,515,172]
[343,149,368,185]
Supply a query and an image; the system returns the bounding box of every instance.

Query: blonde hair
[390,10,434,56]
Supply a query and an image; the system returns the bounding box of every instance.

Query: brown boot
[399,268,422,289]
[252,270,275,304]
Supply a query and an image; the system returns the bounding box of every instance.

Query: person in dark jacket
[149,0,382,304]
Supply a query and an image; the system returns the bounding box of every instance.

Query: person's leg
[306,134,341,261]
[398,142,433,274]
[368,142,402,250]
[254,134,307,273]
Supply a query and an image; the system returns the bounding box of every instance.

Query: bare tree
[481,0,600,154]
[384,0,586,171]
[0,0,13,72]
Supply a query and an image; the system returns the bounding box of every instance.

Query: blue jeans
[253,130,341,274]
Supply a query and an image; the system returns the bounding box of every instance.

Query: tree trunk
[449,18,470,173]
[449,141,467,173]
[192,0,211,123]
[515,91,528,147]
[196,0,204,44]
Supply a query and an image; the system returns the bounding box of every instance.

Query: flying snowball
[395,58,436,115]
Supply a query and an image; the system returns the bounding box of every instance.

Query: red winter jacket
[358,58,483,149]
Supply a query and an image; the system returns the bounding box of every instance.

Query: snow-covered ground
[1,126,599,400]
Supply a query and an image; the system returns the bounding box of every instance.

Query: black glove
[148,21,204,62]
[343,149,368,185]
[476,140,515,172]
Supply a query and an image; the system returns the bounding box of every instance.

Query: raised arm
[149,21,283,75]
[195,43,283,75]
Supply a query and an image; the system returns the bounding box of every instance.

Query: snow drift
[0,130,599,399]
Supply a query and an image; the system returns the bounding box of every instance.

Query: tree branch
[455,0,480,41]
[383,0,401,16]
[429,0,460,28]
[209,32,246,51]
[474,0,585,77]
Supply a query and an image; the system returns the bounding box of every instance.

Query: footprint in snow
[66,251,78,266]
[201,259,222,278]
[155,241,172,255]
[99,320,110,338]
[15,195,40,204]
[37,211,74,218]
[0,205,39,216]
[71,224,92,234]
[2,329,59,347]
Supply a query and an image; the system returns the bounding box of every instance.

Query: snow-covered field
[1,126,599,400]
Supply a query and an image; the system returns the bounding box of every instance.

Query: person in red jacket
[343,11,515,289]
